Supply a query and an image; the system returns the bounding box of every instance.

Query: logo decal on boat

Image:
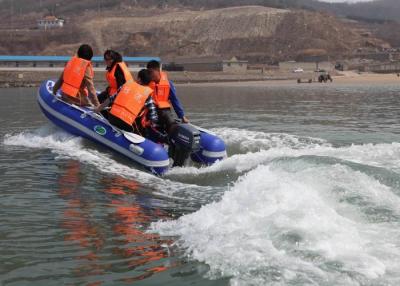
[46,80,55,94]
[94,125,107,136]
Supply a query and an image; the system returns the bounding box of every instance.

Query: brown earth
[0,6,392,62]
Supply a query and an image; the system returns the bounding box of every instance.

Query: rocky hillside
[2,0,400,22]
[1,0,399,23]
[94,6,387,62]
[84,6,289,58]
[0,4,394,62]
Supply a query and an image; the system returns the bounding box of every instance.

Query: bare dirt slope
[82,6,288,57]
[0,5,391,61]
[81,6,387,61]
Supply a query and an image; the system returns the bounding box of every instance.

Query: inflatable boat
[37,79,226,175]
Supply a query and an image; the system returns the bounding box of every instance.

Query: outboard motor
[169,123,200,167]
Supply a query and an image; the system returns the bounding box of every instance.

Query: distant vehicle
[293,68,304,73]
[335,63,344,71]
[297,78,312,84]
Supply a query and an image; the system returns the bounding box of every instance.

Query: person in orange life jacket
[147,60,189,135]
[95,69,159,134]
[135,69,168,143]
[53,44,100,107]
[97,50,134,104]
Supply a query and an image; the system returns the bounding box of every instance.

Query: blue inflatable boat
[37,79,226,175]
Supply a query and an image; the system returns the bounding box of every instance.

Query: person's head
[77,44,93,61]
[137,69,152,86]
[146,60,161,83]
[104,49,122,68]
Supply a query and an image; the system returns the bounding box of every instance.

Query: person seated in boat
[52,44,100,108]
[94,69,159,135]
[97,49,134,104]
[147,60,189,135]
[135,69,168,142]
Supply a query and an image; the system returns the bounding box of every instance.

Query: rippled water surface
[2,82,400,285]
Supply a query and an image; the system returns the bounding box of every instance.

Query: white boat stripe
[202,150,227,158]
[37,93,170,168]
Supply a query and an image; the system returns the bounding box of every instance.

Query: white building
[37,16,64,30]
[222,57,248,73]
[279,61,334,72]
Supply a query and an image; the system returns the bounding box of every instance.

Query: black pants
[108,113,165,143]
[108,113,134,132]
[158,108,177,135]
[107,113,169,144]
[133,117,168,143]
[97,90,109,104]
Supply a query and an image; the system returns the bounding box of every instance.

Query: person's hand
[94,105,102,113]
[181,116,189,123]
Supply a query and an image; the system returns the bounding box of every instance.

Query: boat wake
[154,128,400,285]
[2,125,220,206]
[153,162,400,285]
[4,125,400,284]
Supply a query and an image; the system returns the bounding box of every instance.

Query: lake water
[2,82,400,285]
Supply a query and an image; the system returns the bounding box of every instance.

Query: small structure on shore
[164,56,248,73]
[37,16,65,30]
[279,61,334,72]
[364,61,400,73]
[222,57,248,73]
[165,57,221,72]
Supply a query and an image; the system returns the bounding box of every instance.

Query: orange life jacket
[109,82,153,126]
[106,62,134,96]
[61,56,92,98]
[150,71,171,109]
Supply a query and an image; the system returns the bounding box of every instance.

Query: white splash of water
[5,125,400,284]
[213,127,330,152]
[167,128,400,177]
[2,126,214,201]
[153,163,400,285]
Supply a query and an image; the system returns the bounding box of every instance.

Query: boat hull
[38,80,170,175]
[38,79,227,174]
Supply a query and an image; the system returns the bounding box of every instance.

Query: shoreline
[0,69,399,88]
[179,73,400,87]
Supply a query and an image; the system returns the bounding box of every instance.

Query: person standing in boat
[53,44,100,107]
[147,60,189,135]
[97,50,134,104]
[95,69,159,135]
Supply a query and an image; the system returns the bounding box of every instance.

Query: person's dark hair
[77,44,93,60]
[137,69,152,85]
[146,60,161,70]
[104,49,122,63]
